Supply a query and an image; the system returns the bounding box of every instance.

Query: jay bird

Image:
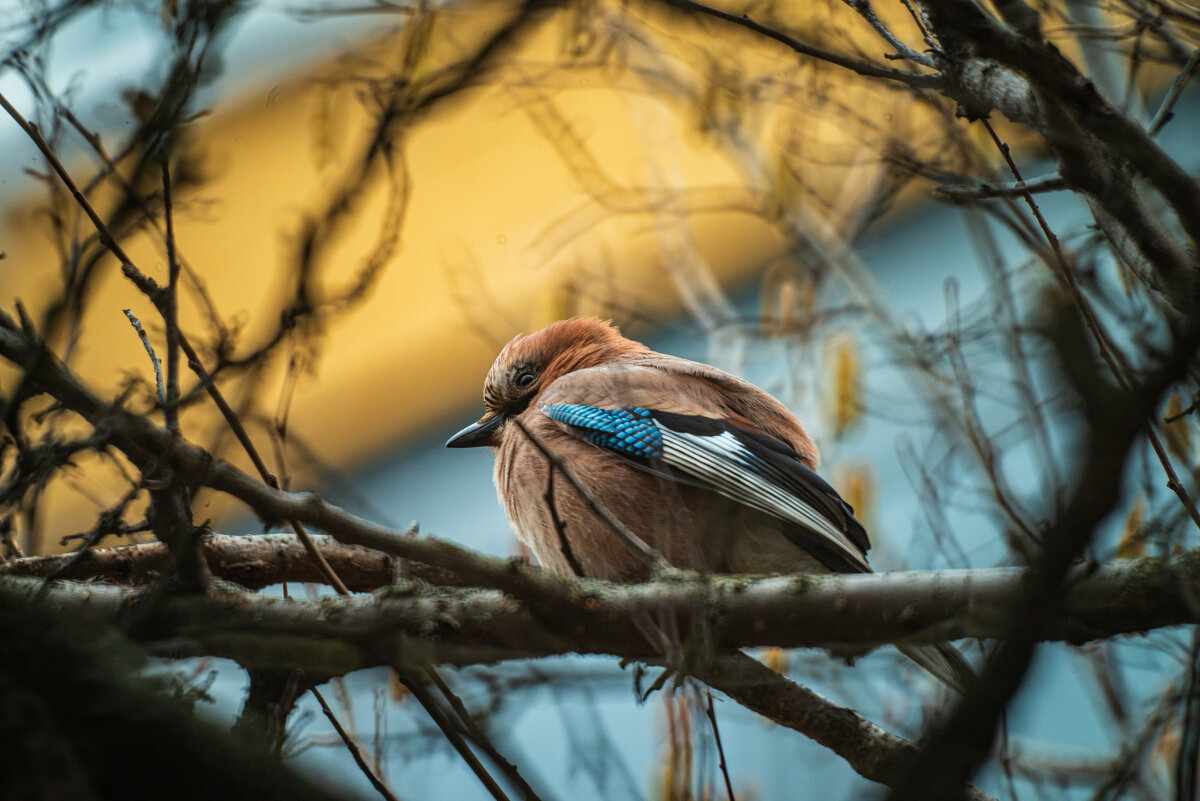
[447,317,972,693]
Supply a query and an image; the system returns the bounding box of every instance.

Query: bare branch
[929,0,1200,256]
[842,0,937,67]
[6,545,1200,664]
[122,309,166,408]
[0,533,413,590]
[934,173,1066,201]
[311,686,402,801]
[160,160,182,435]
[1149,47,1200,136]
[655,0,945,90]
[693,653,995,801]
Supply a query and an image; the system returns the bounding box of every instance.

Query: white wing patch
[656,427,869,571]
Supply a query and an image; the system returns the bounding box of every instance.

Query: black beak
[446,414,505,448]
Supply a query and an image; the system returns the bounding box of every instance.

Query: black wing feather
[726,425,871,556]
[648,411,871,571]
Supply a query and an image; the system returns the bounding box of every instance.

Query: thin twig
[1145,426,1200,532]
[1165,392,1200,423]
[511,418,669,572]
[0,91,144,282]
[161,160,182,434]
[899,0,938,51]
[1148,47,1200,136]
[179,299,354,594]
[997,712,1022,801]
[962,207,1064,516]
[944,279,1041,547]
[38,484,145,591]
[424,668,547,801]
[704,690,737,801]
[178,328,354,594]
[123,310,166,406]
[543,464,584,577]
[177,335,275,479]
[654,0,945,89]
[271,350,305,490]
[399,671,515,801]
[1176,629,1200,801]
[934,173,1066,201]
[311,686,403,801]
[34,75,232,346]
[843,0,936,66]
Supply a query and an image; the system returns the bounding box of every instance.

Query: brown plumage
[448,317,973,692]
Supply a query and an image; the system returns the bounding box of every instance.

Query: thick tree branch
[0,533,421,590]
[5,547,1199,666]
[693,653,995,800]
[3,308,1199,661]
[2,568,1003,799]
[12,541,1200,800]
[1,280,1193,801]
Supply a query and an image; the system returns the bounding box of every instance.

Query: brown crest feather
[484,318,649,412]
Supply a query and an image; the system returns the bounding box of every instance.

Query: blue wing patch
[542,402,871,573]
[542,404,664,459]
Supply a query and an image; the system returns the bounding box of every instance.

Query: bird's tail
[898,642,975,695]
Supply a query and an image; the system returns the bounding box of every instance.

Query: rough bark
[4,543,1198,669]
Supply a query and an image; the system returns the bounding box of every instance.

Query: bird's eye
[516,371,537,389]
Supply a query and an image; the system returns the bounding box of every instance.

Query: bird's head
[446,317,648,448]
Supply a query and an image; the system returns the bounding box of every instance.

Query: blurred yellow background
[0,0,983,549]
